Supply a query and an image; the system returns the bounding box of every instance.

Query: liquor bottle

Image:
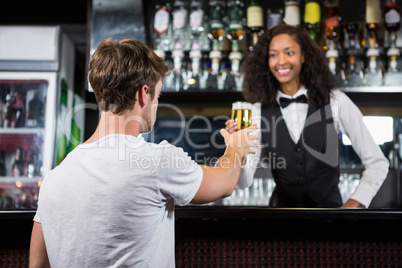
[384,0,401,51]
[153,0,173,53]
[208,0,225,51]
[208,0,225,89]
[189,0,204,51]
[227,0,245,52]
[365,0,384,86]
[11,147,24,177]
[303,0,321,42]
[172,0,189,51]
[384,0,401,47]
[267,8,284,29]
[226,0,244,88]
[187,0,205,90]
[324,0,340,50]
[366,0,382,49]
[284,0,300,27]
[247,0,264,51]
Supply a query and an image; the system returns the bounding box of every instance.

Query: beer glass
[231,101,252,130]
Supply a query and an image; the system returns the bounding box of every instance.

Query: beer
[231,102,252,129]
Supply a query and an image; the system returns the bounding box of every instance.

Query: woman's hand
[340,199,365,209]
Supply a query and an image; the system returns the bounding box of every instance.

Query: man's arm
[29,222,50,268]
[191,125,258,204]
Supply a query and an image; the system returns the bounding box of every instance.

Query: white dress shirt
[238,87,389,208]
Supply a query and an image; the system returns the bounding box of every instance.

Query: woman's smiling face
[268,33,305,93]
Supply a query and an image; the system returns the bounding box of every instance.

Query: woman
[227,24,389,208]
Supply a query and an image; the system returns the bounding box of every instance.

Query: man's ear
[137,85,148,108]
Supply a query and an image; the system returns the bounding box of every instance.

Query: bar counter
[175,206,402,267]
[1,207,402,266]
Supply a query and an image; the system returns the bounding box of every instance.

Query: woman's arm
[334,90,389,208]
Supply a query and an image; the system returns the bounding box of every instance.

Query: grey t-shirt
[34,134,203,267]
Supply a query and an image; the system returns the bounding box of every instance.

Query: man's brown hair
[88,38,170,114]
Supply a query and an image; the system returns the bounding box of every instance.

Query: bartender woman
[227,24,389,208]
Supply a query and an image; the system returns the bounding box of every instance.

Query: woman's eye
[287,51,294,56]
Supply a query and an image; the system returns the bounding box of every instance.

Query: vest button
[296,147,301,152]
[300,176,304,180]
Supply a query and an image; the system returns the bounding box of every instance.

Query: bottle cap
[366,48,379,57]
[304,2,320,24]
[326,49,339,58]
[387,47,400,57]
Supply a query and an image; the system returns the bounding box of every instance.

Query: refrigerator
[0,25,84,209]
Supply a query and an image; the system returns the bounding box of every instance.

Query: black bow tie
[279,95,308,108]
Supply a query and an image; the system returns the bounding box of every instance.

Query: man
[29,38,258,267]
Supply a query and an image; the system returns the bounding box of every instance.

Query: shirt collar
[276,86,308,106]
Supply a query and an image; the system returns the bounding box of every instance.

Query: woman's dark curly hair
[242,24,339,106]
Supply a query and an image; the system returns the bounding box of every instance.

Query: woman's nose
[278,53,287,64]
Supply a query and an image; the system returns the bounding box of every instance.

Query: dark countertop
[1,207,402,221]
[176,206,402,221]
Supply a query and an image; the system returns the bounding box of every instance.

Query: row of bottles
[318,0,402,87]
[151,0,402,91]
[0,147,42,178]
[152,0,268,92]
[281,0,402,87]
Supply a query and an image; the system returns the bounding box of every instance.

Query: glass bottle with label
[365,0,384,86]
[247,0,264,51]
[153,0,173,53]
[304,0,321,42]
[366,0,382,49]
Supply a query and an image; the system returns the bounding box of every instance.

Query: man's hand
[220,124,259,165]
[225,119,238,134]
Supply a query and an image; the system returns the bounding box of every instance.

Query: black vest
[261,102,342,208]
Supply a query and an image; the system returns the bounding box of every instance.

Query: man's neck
[85,111,143,144]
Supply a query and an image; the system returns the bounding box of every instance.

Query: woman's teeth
[278,68,291,75]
